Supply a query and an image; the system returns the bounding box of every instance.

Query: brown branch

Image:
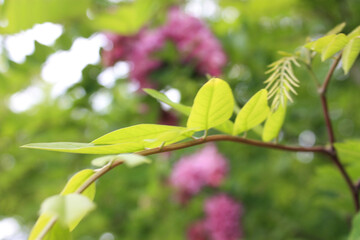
[317,53,359,212]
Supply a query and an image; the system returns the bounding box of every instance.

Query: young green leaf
[92,124,191,145]
[29,215,71,240]
[21,142,144,154]
[325,22,346,35]
[29,170,96,239]
[144,88,191,115]
[187,78,234,130]
[342,37,360,74]
[92,153,151,168]
[262,103,286,142]
[305,34,337,53]
[348,25,360,39]
[40,194,96,230]
[349,213,360,240]
[321,34,348,61]
[233,89,270,135]
[145,88,234,134]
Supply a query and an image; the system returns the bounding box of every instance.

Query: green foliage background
[1,0,360,239]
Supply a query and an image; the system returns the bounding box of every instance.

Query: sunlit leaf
[262,103,286,142]
[92,153,151,168]
[187,78,234,130]
[40,194,95,230]
[145,88,234,134]
[342,37,360,74]
[321,34,348,61]
[144,88,191,115]
[305,34,337,53]
[29,215,71,240]
[0,0,90,34]
[325,22,346,35]
[348,25,360,40]
[349,213,360,240]
[92,124,193,145]
[21,142,144,154]
[233,89,270,135]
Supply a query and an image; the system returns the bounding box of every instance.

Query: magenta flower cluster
[187,194,243,240]
[170,143,228,200]
[102,7,226,89]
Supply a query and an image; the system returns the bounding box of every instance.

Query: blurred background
[1,0,360,239]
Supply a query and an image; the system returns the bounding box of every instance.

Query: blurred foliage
[0,0,360,239]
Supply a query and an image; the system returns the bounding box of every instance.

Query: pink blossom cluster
[188,194,243,240]
[102,7,226,89]
[170,143,228,201]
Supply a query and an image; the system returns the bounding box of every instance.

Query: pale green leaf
[262,103,286,142]
[145,88,234,134]
[144,89,191,115]
[334,140,360,164]
[187,78,234,130]
[349,213,360,240]
[342,37,360,74]
[29,215,71,240]
[92,124,192,145]
[21,142,144,154]
[0,0,90,34]
[325,22,346,35]
[92,153,151,168]
[348,26,360,40]
[40,194,95,230]
[321,34,348,61]
[305,34,336,53]
[233,89,270,135]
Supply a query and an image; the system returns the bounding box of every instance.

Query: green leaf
[92,124,193,146]
[233,89,270,135]
[145,88,234,134]
[92,153,151,168]
[90,0,160,34]
[40,194,95,230]
[342,37,360,74]
[321,34,348,61]
[29,215,71,240]
[348,25,360,40]
[325,22,346,35]
[187,78,234,130]
[262,103,286,142]
[305,34,336,53]
[334,140,360,164]
[61,169,96,201]
[21,142,144,154]
[144,88,191,115]
[349,213,360,240]
[0,0,90,34]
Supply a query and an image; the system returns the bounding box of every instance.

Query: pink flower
[170,144,228,200]
[187,221,207,240]
[204,194,243,240]
[163,8,227,76]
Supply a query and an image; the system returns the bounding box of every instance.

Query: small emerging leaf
[321,34,348,61]
[91,153,151,168]
[262,103,286,142]
[40,194,96,230]
[305,34,336,53]
[187,78,234,130]
[144,89,191,115]
[326,22,346,35]
[342,37,360,74]
[21,142,144,154]
[233,89,270,135]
